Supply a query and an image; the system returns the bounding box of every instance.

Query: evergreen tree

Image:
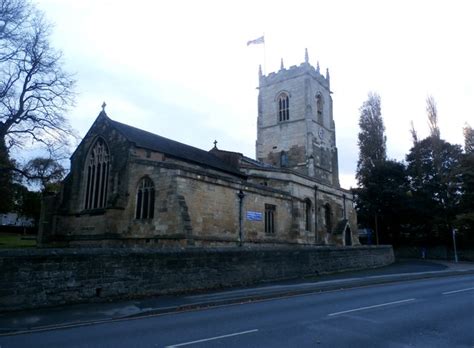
[354,92,388,244]
[11,183,41,227]
[354,160,409,245]
[455,124,474,246]
[356,92,386,185]
[0,139,14,213]
[406,137,463,244]
[405,97,463,245]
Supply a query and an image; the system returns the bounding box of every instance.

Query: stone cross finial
[305,48,309,63]
[101,101,107,112]
[213,140,218,148]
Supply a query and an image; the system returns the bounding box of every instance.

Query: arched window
[265,204,276,234]
[278,93,290,122]
[316,94,324,124]
[324,203,332,233]
[84,138,109,210]
[304,198,312,231]
[345,226,352,246]
[280,151,288,167]
[136,177,155,219]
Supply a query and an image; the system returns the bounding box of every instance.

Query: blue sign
[246,211,263,221]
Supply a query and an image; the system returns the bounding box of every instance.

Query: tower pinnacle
[256,54,338,185]
[305,48,309,64]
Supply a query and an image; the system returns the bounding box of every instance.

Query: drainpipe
[343,193,349,246]
[342,194,347,220]
[237,190,245,247]
[314,185,318,243]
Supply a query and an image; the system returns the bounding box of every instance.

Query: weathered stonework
[256,57,339,187]
[0,246,394,312]
[243,166,357,246]
[39,52,358,248]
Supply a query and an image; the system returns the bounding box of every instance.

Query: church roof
[241,156,275,168]
[106,115,245,177]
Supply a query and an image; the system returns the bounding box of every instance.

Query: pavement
[1,258,473,335]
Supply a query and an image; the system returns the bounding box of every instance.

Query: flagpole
[246,35,266,74]
[263,32,266,75]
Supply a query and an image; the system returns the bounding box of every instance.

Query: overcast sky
[36,0,473,188]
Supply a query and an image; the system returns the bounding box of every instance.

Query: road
[1,274,473,347]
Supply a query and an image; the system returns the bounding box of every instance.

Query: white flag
[247,36,265,46]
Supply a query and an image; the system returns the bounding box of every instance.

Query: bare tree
[410,120,418,145]
[0,3,75,152]
[23,156,65,191]
[426,95,440,139]
[0,0,28,60]
[463,123,474,154]
[0,0,75,210]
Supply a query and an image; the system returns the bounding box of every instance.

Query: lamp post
[452,228,458,263]
[237,190,245,247]
[314,185,318,243]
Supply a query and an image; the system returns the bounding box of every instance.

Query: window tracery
[84,138,109,210]
[278,93,290,122]
[136,177,155,220]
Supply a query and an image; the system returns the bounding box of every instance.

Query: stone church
[39,50,358,248]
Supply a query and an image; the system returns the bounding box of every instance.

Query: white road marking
[165,329,259,347]
[442,287,474,295]
[328,298,416,317]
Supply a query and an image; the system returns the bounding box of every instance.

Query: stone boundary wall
[0,246,394,312]
[395,246,474,262]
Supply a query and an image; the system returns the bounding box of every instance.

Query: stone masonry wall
[0,246,394,312]
[244,167,358,245]
[256,62,337,186]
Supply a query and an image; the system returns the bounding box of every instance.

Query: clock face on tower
[318,128,324,139]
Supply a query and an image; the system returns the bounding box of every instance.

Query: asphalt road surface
[1,274,473,348]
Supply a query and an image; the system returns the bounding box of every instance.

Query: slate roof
[107,115,244,177]
[241,156,275,168]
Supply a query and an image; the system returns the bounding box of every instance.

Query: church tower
[256,49,340,187]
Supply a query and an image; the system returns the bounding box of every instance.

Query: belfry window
[136,177,155,220]
[316,94,323,124]
[278,93,290,122]
[84,138,109,210]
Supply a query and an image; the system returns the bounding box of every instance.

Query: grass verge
[0,233,36,248]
